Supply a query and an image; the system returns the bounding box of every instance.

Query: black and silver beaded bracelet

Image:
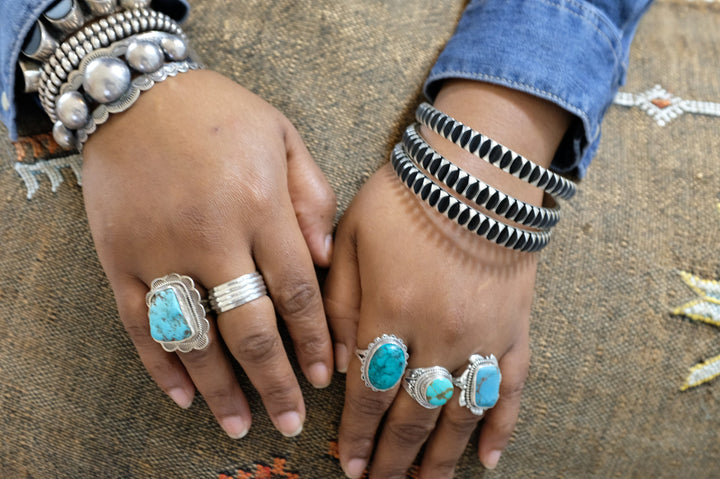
[416,102,577,200]
[390,143,551,252]
[402,124,559,230]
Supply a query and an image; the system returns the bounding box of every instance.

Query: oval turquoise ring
[403,366,454,409]
[453,354,502,416]
[356,334,409,392]
[146,274,211,353]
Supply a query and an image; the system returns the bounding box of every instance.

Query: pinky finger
[477,345,530,470]
[113,275,196,409]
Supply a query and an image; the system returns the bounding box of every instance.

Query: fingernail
[344,458,367,479]
[324,234,333,263]
[335,343,349,373]
[167,387,193,409]
[276,411,303,437]
[308,362,331,388]
[483,450,502,470]
[221,416,249,439]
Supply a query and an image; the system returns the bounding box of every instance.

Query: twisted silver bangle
[402,124,560,230]
[38,8,182,120]
[416,102,577,200]
[391,143,551,252]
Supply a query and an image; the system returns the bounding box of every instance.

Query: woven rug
[2,1,720,477]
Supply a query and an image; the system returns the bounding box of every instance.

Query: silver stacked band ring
[403,366,454,409]
[208,271,268,314]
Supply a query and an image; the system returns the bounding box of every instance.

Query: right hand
[82,69,337,439]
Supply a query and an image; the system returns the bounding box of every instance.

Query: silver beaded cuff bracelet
[416,102,577,200]
[391,143,551,252]
[402,124,560,230]
[51,31,201,149]
[38,8,183,122]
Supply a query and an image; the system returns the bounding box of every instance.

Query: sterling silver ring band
[208,271,268,314]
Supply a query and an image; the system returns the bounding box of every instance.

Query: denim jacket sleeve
[424,0,653,178]
[0,0,189,141]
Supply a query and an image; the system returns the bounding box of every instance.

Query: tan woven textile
[2,1,720,477]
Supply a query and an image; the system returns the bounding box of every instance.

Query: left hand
[324,80,571,477]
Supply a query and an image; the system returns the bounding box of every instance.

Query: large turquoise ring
[403,366,454,409]
[453,354,502,416]
[356,334,409,392]
[146,274,210,353]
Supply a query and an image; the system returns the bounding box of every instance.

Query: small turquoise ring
[403,366,454,409]
[453,354,502,416]
[146,274,211,353]
[356,334,409,392]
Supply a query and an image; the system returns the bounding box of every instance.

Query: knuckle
[297,334,329,358]
[347,391,392,417]
[275,278,321,320]
[385,419,435,446]
[501,378,526,402]
[260,379,298,410]
[444,409,481,435]
[233,331,281,364]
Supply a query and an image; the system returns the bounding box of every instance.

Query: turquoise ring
[356,334,409,392]
[403,366,454,409]
[453,354,502,416]
[146,274,211,353]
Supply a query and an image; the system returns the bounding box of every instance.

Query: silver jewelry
[39,9,183,121]
[82,56,132,103]
[391,144,552,252]
[146,274,211,353]
[85,0,118,16]
[453,354,501,416]
[56,90,89,129]
[19,59,42,93]
[120,0,152,8]
[43,0,86,35]
[208,272,268,314]
[402,124,560,230]
[356,334,409,392]
[21,20,59,62]
[416,102,577,200]
[403,366,454,409]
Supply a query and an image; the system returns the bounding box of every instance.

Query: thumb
[284,122,337,267]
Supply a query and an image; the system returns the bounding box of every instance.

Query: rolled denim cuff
[424,0,652,178]
[0,0,190,141]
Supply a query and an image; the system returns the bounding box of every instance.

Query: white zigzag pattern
[14,157,83,199]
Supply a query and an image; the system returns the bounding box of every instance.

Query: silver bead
[161,36,188,61]
[61,57,72,71]
[98,31,109,46]
[82,40,93,53]
[69,37,79,48]
[53,122,77,150]
[106,28,117,42]
[90,36,101,49]
[56,91,89,129]
[120,0,151,9]
[113,24,124,37]
[126,40,164,73]
[83,56,131,103]
[85,0,117,16]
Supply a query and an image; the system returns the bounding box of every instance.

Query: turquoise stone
[148,288,192,343]
[367,343,406,390]
[474,364,501,408]
[425,377,454,406]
